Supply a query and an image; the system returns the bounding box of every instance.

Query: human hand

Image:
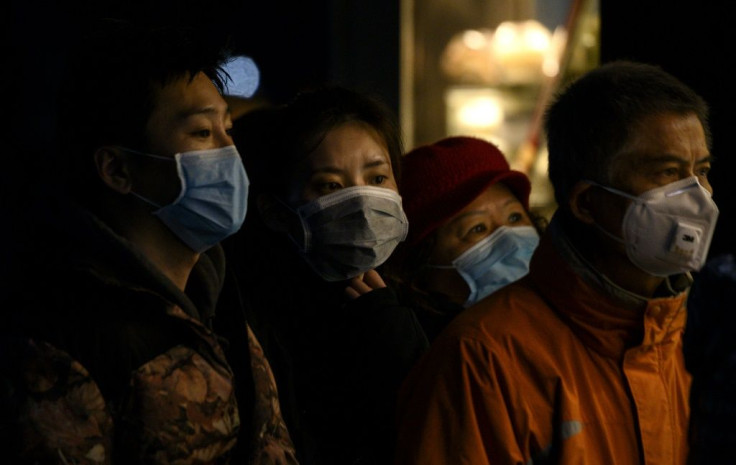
[344,269,387,300]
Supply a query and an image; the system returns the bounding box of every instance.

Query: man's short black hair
[55,18,231,198]
[544,60,710,209]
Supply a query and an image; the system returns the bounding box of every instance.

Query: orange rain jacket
[395,222,691,465]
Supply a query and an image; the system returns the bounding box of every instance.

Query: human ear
[257,193,291,233]
[94,147,133,194]
[568,180,597,224]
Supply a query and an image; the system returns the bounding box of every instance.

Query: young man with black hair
[1,19,297,464]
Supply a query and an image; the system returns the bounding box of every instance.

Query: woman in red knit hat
[385,136,546,341]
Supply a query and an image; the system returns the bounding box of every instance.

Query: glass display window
[401,0,600,217]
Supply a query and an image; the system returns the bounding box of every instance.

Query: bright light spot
[457,97,504,128]
[446,88,505,134]
[523,24,550,52]
[223,55,260,98]
[542,57,559,77]
[462,30,488,50]
[494,22,518,48]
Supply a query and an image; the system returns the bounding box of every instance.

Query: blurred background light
[223,55,260,98]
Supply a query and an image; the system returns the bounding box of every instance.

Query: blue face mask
[124,145,249,253]
[433,225,539,307]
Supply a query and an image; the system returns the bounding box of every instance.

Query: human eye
[316,181,343,195]
[508,211,523,224]
[465,223,488,238]
[372,174,387,185]
[365,164,392,186]
[649,165,680,185]
[192,128,212,138]
[661,166,679,177]
[696,164,711,178]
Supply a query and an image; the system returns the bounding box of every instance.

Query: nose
[216,129,234,148]
[340,174,367,189]
[684,167,713,194]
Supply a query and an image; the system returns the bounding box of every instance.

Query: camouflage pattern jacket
[0,196,298,464]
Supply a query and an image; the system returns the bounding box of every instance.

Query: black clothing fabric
[5,192,227,398]
[393,285,465,343]
[220,218,429,465]
[684,253,736,464]
[0,191,297,463]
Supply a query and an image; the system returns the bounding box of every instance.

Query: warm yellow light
[462,29,488,50]
[486,20,554,84]
[441,20,561,85]
[493,22,518,50]
[492,20,551,57]
[542,57,559,77]
[523,23,550,52]
[441,29,497,84]
[542,26,567,78]
[446,88,505,133]
[457,97,504,128]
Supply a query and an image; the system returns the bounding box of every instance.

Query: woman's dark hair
[242,85,404,200]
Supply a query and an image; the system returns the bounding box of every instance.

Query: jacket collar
[530,215,689,358]
[37,193,226,324]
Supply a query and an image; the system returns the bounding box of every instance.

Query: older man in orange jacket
[395,60,718,465]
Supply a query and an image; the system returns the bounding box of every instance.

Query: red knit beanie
[401,136,531,245]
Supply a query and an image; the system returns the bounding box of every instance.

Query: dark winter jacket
[0,193,297,464]
[684,253,736,464]
[220,218,429,465]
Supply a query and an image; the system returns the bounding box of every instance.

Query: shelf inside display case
[401,0,599,217]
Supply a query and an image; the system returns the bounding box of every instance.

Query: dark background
[600,1,734,261]
[6,0,733,259]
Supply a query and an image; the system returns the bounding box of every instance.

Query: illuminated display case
[401,0,600,217]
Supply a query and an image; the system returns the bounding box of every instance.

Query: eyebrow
[176,104,230,121]
[449,197,522,223]
[364,159,390,169]
[311,158,390,175]
[311,166,343,175]
[639,154,715,166]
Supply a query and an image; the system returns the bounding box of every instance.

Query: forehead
[148,72,228,124]
[613,112,708,168]
[461,183,518,211]
[441,183,521,227]
[307,121,390,167]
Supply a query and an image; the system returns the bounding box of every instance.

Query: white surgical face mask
[588,176,719,276]
[125,145,249,253]
[430,225,540,307]
[281,186,409,282]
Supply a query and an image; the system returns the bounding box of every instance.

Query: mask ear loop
[267,195,311,252]
[117,146,175,161]
[582,179,640,245]
[422,261,475,307]
[425,224,509,270]
[116,146,184,209]
[591,219,626,245]
[425,263,455,270]
[584,179,639,201]
[129,191,164,210]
